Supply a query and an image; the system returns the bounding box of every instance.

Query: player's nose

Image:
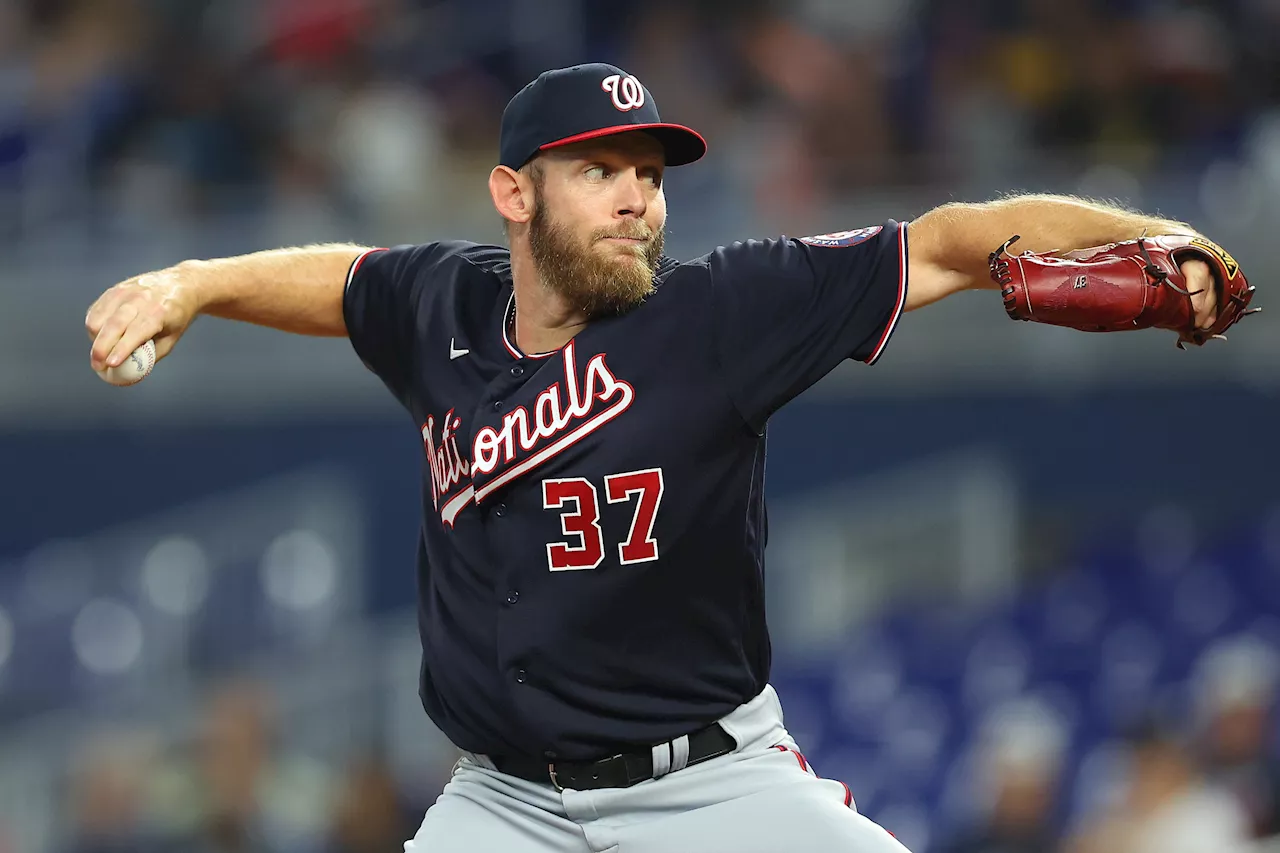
[613,170,648,219]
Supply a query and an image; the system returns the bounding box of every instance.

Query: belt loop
[650,740,672,779]
[670,735,690,773]
[548,763,564,792]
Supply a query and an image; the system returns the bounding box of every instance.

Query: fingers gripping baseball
[86,269,198,371]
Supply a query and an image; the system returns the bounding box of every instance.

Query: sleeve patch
[799,226,882,248]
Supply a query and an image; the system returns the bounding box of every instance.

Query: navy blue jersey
[343,223,908,761]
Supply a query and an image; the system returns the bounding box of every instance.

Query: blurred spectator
[324,52,447,231]
[151,679,334,853]
[4,1,1280,847]
[1064,721,1252,853]
[323,757,416,853]
[942,698,1066,853]
[262,0,370,70]
[61,731,164,853]
[0,0,1272,240]
[1193,634,1280,838]
[16,0,149,224]
[1145,5,1246,171]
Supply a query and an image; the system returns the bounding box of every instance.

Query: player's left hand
[989,233,1258,347]
[1181,258,1217,329]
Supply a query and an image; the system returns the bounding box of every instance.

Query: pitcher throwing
[85,63,1255,852]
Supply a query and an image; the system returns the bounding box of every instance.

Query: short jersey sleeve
[707,221,908,430]
[342,242,445,406]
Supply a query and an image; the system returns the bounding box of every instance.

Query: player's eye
[584,165,607,180]
[641,169,663,188]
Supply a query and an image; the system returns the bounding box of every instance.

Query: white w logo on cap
[601,74,645,112]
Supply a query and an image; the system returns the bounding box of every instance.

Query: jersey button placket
[510,365,524,378]
[504,590,520,605]
[514,669,527,684]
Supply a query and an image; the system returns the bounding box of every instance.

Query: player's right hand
[86,265,202,371]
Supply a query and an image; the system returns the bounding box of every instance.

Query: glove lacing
[989,235,1022,320]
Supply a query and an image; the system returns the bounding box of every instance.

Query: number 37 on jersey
[541,468,665,572]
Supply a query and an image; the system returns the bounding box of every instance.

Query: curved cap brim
[538,123,707,167]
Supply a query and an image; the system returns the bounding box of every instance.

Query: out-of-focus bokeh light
[71,599,144,676]
[261,529,339,611]
[140,535,211,617]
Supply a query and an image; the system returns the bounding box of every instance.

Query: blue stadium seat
[801,510,1280,849]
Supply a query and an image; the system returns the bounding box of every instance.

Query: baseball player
[85,64,1256,852]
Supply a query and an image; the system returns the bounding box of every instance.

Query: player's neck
[510,262,589,355]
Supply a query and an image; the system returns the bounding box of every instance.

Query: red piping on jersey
[841,781,854,808]
[863,224,908,365]
[345,247,389,289]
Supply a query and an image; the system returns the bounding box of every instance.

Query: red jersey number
[542,468,664,571]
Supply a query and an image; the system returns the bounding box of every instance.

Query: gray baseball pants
[403,685,911,853]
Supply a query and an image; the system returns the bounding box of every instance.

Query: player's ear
[489,165,534,227]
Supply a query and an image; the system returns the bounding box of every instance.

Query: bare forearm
[187,244,370,336]
[938,194,1192,280]
[86,242,373,371]
[906,194,1197,309]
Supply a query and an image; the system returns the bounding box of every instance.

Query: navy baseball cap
[499,63,707,170]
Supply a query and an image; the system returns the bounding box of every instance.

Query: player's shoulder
[655,238,801,288]
[355,241,511,301]
[665,236,806,275]
[418,240,512,281]
[669,222,903,284]
[653,255,693,280]
[649,254,713,304]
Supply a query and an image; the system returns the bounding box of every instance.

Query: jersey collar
[501,291,558,361]
[500,261,679,359]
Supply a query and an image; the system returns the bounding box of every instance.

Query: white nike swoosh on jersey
[449,338,470,360]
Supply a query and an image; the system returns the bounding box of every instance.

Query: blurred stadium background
[3,0,1280,851]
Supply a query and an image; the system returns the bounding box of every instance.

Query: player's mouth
[601,236,648,245]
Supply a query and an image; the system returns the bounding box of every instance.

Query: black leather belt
[490,723,737,791]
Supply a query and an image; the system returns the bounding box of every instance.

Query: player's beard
[528,201,665,319]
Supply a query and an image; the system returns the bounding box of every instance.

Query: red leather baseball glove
[988,234,1259,347]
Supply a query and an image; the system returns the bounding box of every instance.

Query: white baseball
[97,340,156,386]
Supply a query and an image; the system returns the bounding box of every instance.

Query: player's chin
[605,250,651,275]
